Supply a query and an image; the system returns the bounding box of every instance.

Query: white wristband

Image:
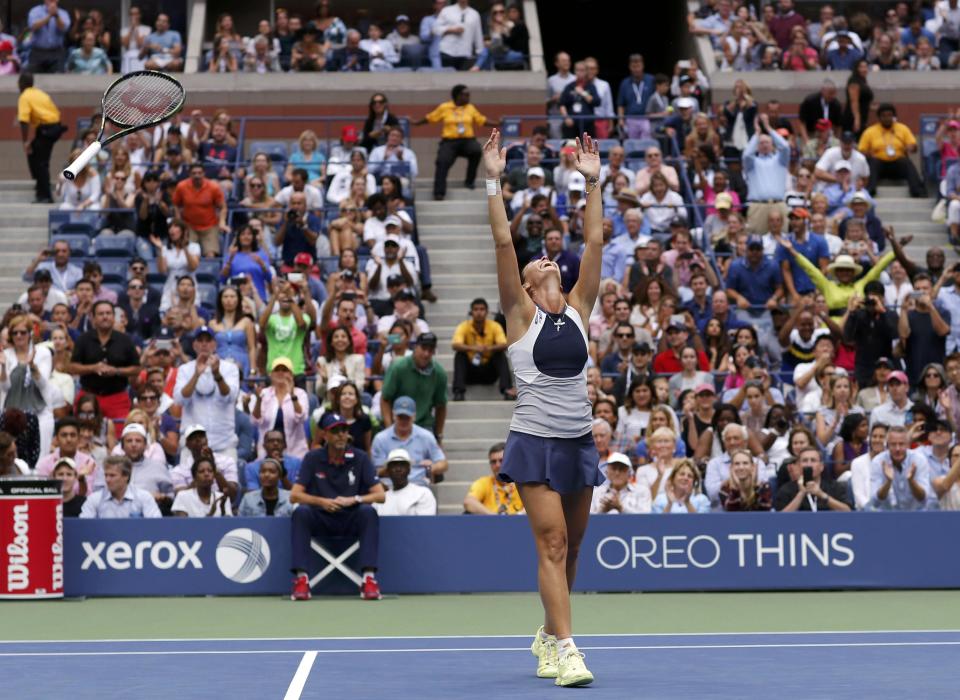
[486,178,501,196]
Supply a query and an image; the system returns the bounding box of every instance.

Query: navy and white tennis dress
[498,304,603,493]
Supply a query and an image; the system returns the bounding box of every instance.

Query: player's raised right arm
[484,129,525,318]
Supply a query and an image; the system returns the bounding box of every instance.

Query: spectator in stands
[119,276,160,342]
[775,207,829,303]
[870,370,914,429]
[652,460,710,513]
[155,221,200,313]
[814,131,870,187]
[640,175,686,236]
[252,357,309,459]
[169,424,239,499]
[937,1,960,68]
[198,122,237,197]
[370,394,447,487]
[434,0,483,70]
[325,29,368,72]
[381,333,447,438]
[67,301,139,421]
[173,324,239,457]
[825,31,863,70]
[742,116,790,233]
[464,442,524,514]
[774,446,852,512]
[53,458,84,516]
[36,415,97,489]
[142,13,183,72]
[119,422,172,511]
[387,15,422,68]
[870,425,932,510]
[26,240,81,293]
[27,0,71,73]
[360,93,400,153]
[0,39,19,75]
[66,30,111,74]
[934,442,960,510]
[291,412,385,600]
[275,192,322,271]
[81,456,161,518]
[720,449,773,511]
[261,280,314,377]
[244,34,281,73]
[451,298,513,401]
[899,274,951,384]
[244,430,300,492]
[616,54,656,139]
[859,103,925,198]
[591,452,651,514]
[171,455,233,516]
[239,458,295,516]
[375,448,437,515]
[559,61,599,139]
[369,126,419,180]
[290,22,327,72]
[360,23,399,71]
[415,84,490,201]
[173,163,227,258]
[725,234,783,342]
[653,318,710,374]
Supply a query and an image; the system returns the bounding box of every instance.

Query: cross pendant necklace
[551,314,565,331]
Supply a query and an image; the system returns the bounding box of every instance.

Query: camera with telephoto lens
[286,210,299,221]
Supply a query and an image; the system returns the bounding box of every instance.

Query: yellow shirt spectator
[467,475,524,514]
[452,318,507,364]
[17,86,61,127]
[425,100,487,139]
[858,121,916,162]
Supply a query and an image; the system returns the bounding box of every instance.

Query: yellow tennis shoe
[530,626,558,678]
[555,649,594,687]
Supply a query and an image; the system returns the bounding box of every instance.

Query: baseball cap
[678,74,693,85]
[384,234,401,246]
[675,96,696,110]
[341,125,359,143]
[815,118,833,131]
[635,236,651,248]
[0,40,14,53]
[875,357,894,369]
[887,370,909,384]
[695,383,716,395]
[850,190,870,204]
[527,166,545,180]
[193,325,214,340]
[386,448,412,465]
[948,120,960,130]
[326,375,347,392]
[270,357,294,373]
[395,14,410,22]
[320,412,348,430]
[633,341,652,354]
[33,268,52,282]
[715,192,733,210]
[121,423,147,439]
[605,452,633,470]
[416,332,438,348]
[840,131,856,144]
[833,160,852,172]
[293,252,313,266]
[384,215,402,228]
[746,234,764,249]
[568,172,586,192]
[669,215,687,228]
[666,318,687,332]
[386,274,405,287]
[392,288,415,302]
[393,396,417,417]
[184,424,207,439]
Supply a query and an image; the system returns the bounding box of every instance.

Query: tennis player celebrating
[483,129,602,687]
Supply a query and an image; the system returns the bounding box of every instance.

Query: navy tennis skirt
[498,430,603,495]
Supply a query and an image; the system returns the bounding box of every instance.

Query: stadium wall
[62,513,960,597]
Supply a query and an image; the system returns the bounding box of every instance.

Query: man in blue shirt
[27,0,70,73]
[544,228,580,293]
[419,0,446,68]
[616,54,656,139]
[869,426,933,511]
[743,115,790,233]
[775,207,830,302]
[276,191,322,270]
[825,32,863,71]
[80,456,163,519]
[290,413,386,601]
[143,14,183,72]
[598,220,627,282]
[726,235,784,360]
[371,396,447,485]
[243,430,302,491]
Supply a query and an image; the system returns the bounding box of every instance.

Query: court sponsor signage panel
[62,513,960,596]
[0,479,64,599]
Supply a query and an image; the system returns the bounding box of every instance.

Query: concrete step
[444,459,494,482]
[416,212,490,226]
[441,438,509,457]
[430,272,502,284]
[418,236,494,250]
[435,481,482,504]
[415,187,484,202]
[875,185,914,197]
[441,417,512,440]
[447,401,515,419]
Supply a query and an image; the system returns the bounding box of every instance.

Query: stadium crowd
[5,2,960,599]
[1,0,528,75]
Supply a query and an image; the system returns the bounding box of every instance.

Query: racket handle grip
[63,142,102,181]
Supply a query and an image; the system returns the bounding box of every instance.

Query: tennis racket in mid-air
[62,70,186,181]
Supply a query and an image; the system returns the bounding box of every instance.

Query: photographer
[274,191,322,272]
[898,273,951,384]
[843,280,899,388]
[367,236,417,317]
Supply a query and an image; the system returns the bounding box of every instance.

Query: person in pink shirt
[251,357,310,459]
[35,417,100,494]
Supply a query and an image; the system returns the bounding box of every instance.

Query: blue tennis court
[2,630,958,699]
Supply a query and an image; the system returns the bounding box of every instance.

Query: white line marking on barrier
[2,629,958,645]
[282,651,316,700]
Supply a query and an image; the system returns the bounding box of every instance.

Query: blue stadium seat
[197,283,218,309]
[93,236,137,258]
[624,138,659,158]
[247,140,289,161]
[195,258,222,284]
[379,161,411,178]
[398,44,425,69]
[99,260,129,284]
[501,118,522,138]
[319,256,340,278]
[51,233,91,257]
[596,139,621,156]
[546,139,564,153]
[55,221,96,239]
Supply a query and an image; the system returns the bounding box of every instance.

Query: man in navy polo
[544,227,580,293]
[726,234,784,363]
[290,413,385,602]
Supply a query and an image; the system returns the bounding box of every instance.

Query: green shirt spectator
[381,333,447,433]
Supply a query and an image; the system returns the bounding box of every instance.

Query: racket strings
[103,74,183,127]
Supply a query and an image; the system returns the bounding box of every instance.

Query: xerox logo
[80,540,203,571]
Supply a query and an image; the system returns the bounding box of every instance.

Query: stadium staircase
[414,183,513,514]
[0,182,55,308]
[873,184,957,267]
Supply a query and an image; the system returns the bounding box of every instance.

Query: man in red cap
[327,124,362,179]
[802,118,838,160]
[775,206,830,303]
[292,252,327,305]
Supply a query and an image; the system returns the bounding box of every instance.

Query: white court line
[1,641,960,658]
[282,651,316,700]
[2,629,958,644]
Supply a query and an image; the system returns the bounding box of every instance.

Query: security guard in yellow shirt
[451,297,514,400]
[17,72,65,203]
[414,84,498,200]
[858,102,926,198]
